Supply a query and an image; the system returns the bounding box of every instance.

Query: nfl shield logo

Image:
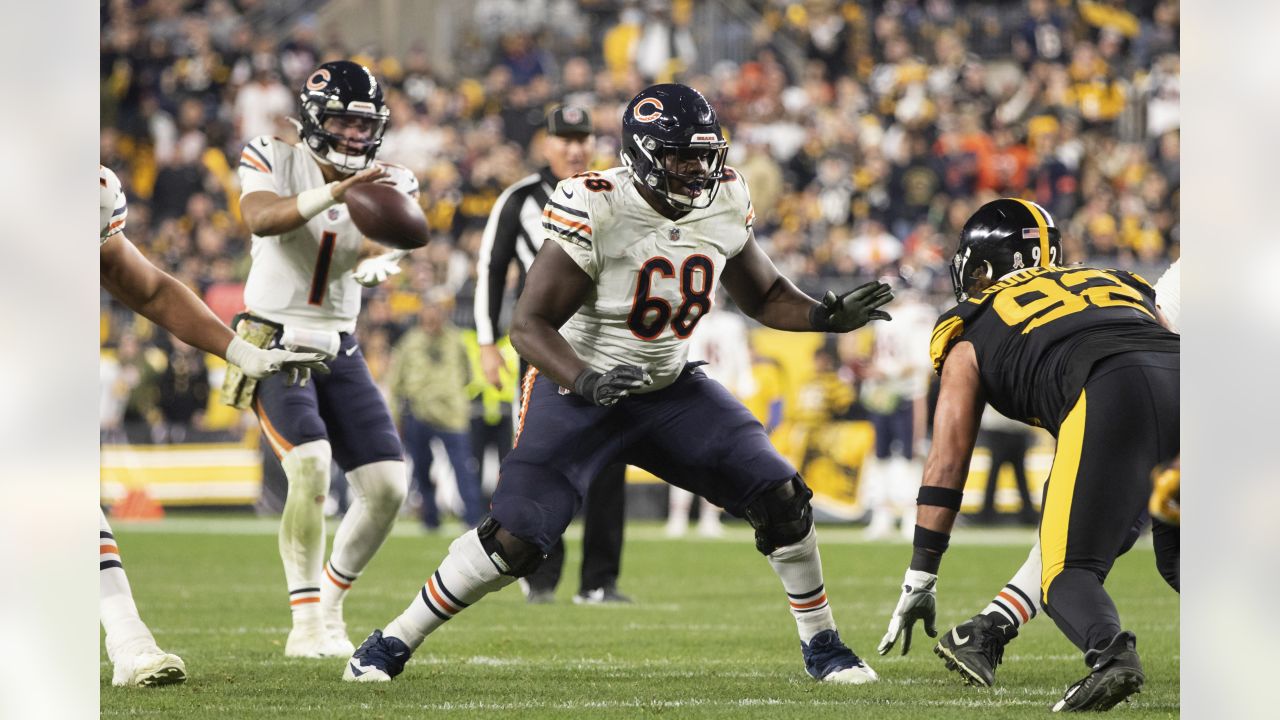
[669,227,681,243]
[327,207,341,221]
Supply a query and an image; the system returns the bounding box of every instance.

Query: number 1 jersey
[545,167,755,392]
[237,136,418,332]
[930,265,1180,435]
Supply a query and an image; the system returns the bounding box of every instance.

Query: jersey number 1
[307,231,337,305]
[628,255,714,340]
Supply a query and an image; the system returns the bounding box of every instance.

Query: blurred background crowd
[99,0,1178,520]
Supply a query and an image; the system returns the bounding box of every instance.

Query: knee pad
[347,460,408,516]
[281,440,333,500]
[743,475,814,556]
[476,516,546,578]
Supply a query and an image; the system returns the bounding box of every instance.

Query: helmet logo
[1021,227,1040,239]
[633,98,664,123]
[1012,251,1024,269]
[306,69,331,91]
[690,133,719,143]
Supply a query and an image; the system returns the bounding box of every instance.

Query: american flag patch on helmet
[1022,228,1040,239]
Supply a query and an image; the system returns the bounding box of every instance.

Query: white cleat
[822,663,880,685]
[285,622,355,658]
[324,615,356,656]
[342,660,392,682]
[112,650,187,687]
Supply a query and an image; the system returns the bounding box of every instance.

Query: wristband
[917,486,963,511]
[808,302,831,331]
[572,368,601,399]
[296,182,338,220]
[225,335,255,367]
[910,525,950,574]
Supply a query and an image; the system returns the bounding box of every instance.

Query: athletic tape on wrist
[916,486,963,511]
[296,182,338,220]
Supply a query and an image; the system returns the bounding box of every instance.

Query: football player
[930,257,1183,689]
[344,84,893,684]
[100,164,326,686]
[229,60,421,658]
[876,199,1179,711]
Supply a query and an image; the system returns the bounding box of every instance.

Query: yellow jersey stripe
[1040,388,1087,597]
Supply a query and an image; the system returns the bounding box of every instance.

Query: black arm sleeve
[474,190,526,345]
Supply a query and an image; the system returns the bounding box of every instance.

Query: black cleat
[934,613,1016,687]
[1052,631,1145,712]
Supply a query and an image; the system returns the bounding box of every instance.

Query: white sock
[279,441,332,624]
[384,528,515,650]
[99,509,157,661]
[767,526,836,643]
[666,487,693,535]
[982,541,1043,629]
[323,461,408,622]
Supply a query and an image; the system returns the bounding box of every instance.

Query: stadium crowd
[99,0,1179,448]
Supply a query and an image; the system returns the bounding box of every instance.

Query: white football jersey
[100,165,128,245]
[546,166,755,391]
[1154,258,1180,333]
[686,308,757,398]
[863,294,936,405]
[237,136,419,332]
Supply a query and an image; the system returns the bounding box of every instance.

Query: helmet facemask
[300,100,389,173]
[623,132,728,212]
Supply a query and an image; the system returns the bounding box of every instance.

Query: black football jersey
[930,266,1180,436]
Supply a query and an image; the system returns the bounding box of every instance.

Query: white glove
[352,250,409,287]
[225,336,329,387]
[877,568,938,655]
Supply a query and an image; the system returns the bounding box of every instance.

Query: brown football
[344,182,430,250]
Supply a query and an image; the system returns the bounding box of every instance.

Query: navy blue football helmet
[951,198,1063,302]
[297,60,390,173]
[621,84,728,211]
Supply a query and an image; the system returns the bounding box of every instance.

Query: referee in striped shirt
[473,105,630,604]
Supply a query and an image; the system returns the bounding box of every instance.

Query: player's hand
[353,250,409,287]
[479,344,506,389]
[332,166,389,202]
[226,336,331,386]
[573,364,652,407]
[812,282,894,332]
[877,568,938,655]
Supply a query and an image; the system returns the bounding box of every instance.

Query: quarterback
[100,164,325,685]
[876,199,1179,711]
[231,60,419,658]
[344,84,893,684]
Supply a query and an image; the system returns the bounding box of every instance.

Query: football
[343,182,430,250]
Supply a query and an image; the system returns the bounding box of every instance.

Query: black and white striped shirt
[474,166,559,345]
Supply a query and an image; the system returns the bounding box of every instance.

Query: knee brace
[281,440,332,500]
[346,460,409,517]
[743,475,814,555]
[476,516,546,578]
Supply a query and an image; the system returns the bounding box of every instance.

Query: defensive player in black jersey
[876,198,1178,712]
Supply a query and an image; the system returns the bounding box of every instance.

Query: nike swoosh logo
[951,629,970,646]
[344,345,359,356]
[348,661,366,677]
[562,186,575,198]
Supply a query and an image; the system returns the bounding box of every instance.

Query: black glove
[573,365,653,406]
[810,281,894,332]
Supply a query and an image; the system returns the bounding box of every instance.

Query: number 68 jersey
[237,135,419,333]
[544,166,755,392]
[930,265,1180,436]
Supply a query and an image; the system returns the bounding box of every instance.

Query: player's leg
[1152,519,1180,592]
[888,403,919,540]
[863,411,895,539]
[1043,355,1178,711]
[318,335,408,650]
[253,372,343,657]
[100,509,186,687]
[696,495,724,537]
[439,427,486,527]
[665,485,694,537]
[345,371,628,681]
[576,462,629,603]
[628,367,876,684]
[401,412,440,529]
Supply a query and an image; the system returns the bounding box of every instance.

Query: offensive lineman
[344,84,893,684]
[100,165,326,685]
[229,60,420,657]
[876,199,1178,711]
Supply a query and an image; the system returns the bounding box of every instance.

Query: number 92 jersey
[237,135,419,333]
[930,265,1180,436]
[545,166,755,392]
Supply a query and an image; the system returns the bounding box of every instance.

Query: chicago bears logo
[306,69,331,91]
[632,98,664,123]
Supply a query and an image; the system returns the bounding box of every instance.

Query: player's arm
[722,232,894,332]
[507,241,595,389]
[474,190,524,387]
[101,235,237,357]
[877,340,984,655]
[239,166,388,237]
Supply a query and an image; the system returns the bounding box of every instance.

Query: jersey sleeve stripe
[244,143,273,171]
[546,199,589,219]
[240,152,271,174]
[541,209,593,235]
[541,221,591,247]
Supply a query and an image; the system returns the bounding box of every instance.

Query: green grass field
[101,517,1178,718]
